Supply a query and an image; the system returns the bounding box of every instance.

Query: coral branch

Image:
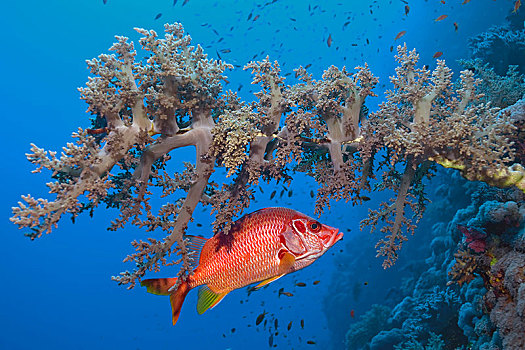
[11,24,523,283]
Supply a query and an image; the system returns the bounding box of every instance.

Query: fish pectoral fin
[278,250,296,274]
[253,251,296,290]
[196,285,228,315]
[254,274,284,290]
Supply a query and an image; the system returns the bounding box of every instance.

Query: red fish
[394,30,407,40]
[435,14,448,21]
[513,0,521,13]
[142,207,342,325]
[433,51,443,58]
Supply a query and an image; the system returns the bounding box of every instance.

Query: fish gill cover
[2,0,524,349]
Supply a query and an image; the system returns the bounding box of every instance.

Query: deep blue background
[1,0,511,349]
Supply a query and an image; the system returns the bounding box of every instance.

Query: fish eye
[309,221,321,232]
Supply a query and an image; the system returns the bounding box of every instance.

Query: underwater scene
[2,0,524,349]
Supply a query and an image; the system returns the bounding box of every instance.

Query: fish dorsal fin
[278,251,296,274]
[254,275,284,290]
[185,235,208,267]
[197,286,228,315]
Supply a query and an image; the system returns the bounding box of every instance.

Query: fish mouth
[322,227,343,247]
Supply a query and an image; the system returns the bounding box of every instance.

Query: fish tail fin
[141,277,178,295]
[170,281,190,326]
[141,277,191,326]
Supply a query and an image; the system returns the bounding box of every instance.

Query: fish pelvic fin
[196,285,229,315]
[255,274,284,289]
[141,277,178,296]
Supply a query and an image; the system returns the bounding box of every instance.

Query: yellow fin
[196,286,228,315]
[254,251,296,290]
[255,275,284,290]
[278,251,296,274]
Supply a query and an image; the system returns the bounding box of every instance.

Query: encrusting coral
[10,23,525,287]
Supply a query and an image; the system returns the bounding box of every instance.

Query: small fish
[513,0,521,13]
[433,51,443,58]
[279,189,285,198]
[253,14,260,21]
[390,45,394,52]
[307,340,316,345]
[404,5,409,15]
[182,0,189,5]
[278,288,294,297]
[103,0,107,4]
[305,63,312,69]
[310,190,315,198]
[394,30,406,40]
[269,333,274,347]
[359,196,371,202]
[270,190,277,200]
[296,282,306,287]
[86,127,108,135]
[327,34,332,47]
[350,309,355,318]
[154,13,162,20]
[274,319,278,329]
[453,22,459,32]
[231,328,236,333]
[142,208,342,325]
[256,311,267,325]
[196,223,203,227]
[313,280,320,285]
[301,319,305,329]
[287,321,292,330]
[462,0,471,3]
[435,14,448,21]
[364,281,369,286]
[220,49,231,53]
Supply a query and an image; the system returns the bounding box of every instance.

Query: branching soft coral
[11,24,524,286]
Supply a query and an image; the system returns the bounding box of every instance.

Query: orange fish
[435,14,448,21]
[462,0,471,4]
[513,0,521,13]
[350,309,355,318]
[395,30,407,40]
[142,207,342,325]
[453,22,459,32]
[433,51,443,58]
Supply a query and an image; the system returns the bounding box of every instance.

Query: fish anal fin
[197,286,228,315]
[254,274,284,290]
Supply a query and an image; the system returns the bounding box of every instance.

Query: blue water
[1,1,522,349]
